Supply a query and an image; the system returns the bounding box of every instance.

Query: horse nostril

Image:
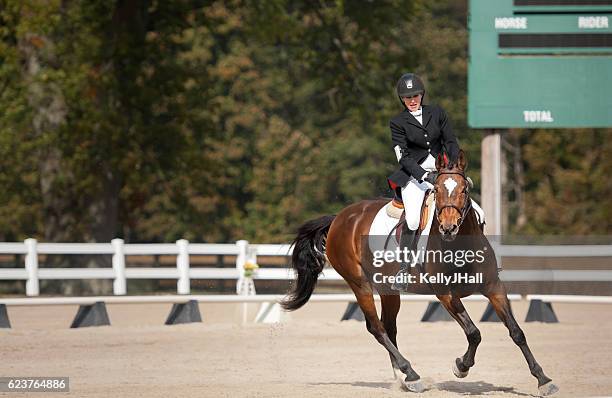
[439,224,458,235]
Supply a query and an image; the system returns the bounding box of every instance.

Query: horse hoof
[452,358,469,378]
[403,377,425,393]
[538,381,559,396]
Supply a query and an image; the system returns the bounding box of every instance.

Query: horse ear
[458,150,467,171]
[436,153,446,171]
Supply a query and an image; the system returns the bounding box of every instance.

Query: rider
[387,73,484,286]
[388,73,458,231]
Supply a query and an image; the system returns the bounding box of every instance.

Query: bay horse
[281,150,558,396]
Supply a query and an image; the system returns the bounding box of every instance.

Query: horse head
[434,150,471,241]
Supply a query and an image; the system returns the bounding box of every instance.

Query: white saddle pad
[368,198,436,254]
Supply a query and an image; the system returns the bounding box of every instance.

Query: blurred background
[0,0,610,295]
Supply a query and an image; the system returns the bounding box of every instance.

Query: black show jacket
[387,104,460,190]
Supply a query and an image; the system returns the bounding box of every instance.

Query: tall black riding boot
[391,223,417,292]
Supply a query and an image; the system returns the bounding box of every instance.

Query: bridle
[434,170,472,228]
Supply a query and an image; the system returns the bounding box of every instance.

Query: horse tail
[281,215,336,311]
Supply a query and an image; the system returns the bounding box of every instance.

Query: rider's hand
[422,172,437,185]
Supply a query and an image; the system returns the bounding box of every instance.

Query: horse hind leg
[486,288,559,396]
[437,294,481,378]
[347,280,423,393]
[380,294,401,381]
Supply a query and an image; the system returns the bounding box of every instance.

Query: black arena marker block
[421,301,453,322]
[525,299,558,323]
[70,302,111,328]
[341,302,365,321]
[480,303,501,322]
[0,304,11,328]
[165,300,202,325]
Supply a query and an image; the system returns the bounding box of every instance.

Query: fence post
[176,239,190,294]
[236,240,248,294]
[112,238,126,295]
[24,238,39,296]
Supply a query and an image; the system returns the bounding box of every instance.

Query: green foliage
[0,0,609,246]
[508,130,612,235]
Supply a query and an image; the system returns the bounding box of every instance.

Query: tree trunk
[19,30,117,295]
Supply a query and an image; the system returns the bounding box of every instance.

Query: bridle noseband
[434,170,472,227]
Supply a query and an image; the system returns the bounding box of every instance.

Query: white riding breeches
[399,154,437,230]
[400,178,486,231]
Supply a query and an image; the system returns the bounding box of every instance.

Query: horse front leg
[349,282,423,392]
[437,294,481,378]
[486,288,559,396]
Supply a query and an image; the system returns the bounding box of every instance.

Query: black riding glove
[422,172,438,185]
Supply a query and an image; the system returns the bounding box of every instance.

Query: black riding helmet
[396,73,425,106]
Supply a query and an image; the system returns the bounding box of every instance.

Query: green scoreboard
[468,0,612,128]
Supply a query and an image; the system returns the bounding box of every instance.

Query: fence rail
[0,239,611,297]
[0,293,523,306]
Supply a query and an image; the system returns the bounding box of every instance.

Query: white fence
[0,239,611,297]
[0,293,524,306]
[0,239,296,296]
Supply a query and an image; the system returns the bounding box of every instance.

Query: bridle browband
[434,170,472,227]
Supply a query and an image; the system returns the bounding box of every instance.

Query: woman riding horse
[388,73,484,287]
[280,73,558,396]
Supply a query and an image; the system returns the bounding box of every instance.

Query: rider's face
[402,94,422,112]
